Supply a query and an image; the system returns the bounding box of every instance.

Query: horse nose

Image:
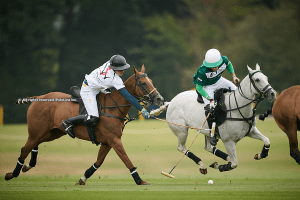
[158,96,164,101]
[272,89,277,97]
[269,89,277,101]
[156,94,164,106]
[158,96,164,103]
[271,92,275,97]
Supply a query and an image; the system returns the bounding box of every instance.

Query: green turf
[1,176,299,200]
[0,118,300,199]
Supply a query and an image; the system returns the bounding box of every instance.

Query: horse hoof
[199,168,207,175]
[198,161,207,174]
[209,162,219,169]
[254,154,260,160]
[75,178,86,185]
[22,164,32,173]
[5,172,14,181]
[140,181,151,185]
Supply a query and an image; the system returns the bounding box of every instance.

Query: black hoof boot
[210,135,218,146]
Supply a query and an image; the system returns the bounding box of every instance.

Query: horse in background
[259,85,300,165]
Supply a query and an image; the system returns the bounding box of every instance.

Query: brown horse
[259,85,300,165]
[5,65,164,185]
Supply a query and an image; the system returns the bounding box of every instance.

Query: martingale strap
[225,71,269,135]
[100,93,128,121]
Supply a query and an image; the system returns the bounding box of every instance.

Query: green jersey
[193,56,235,99]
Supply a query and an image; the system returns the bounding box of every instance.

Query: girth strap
[226,116,254,136]
[100,112,127,121]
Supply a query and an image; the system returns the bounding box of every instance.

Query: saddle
[69,86,102,145]
[70,86,127,121]
[70,86,101,115]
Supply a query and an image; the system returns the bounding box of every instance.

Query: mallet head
[161,171,175,178]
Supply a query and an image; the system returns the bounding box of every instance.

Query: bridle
[245,71,273,99]
[226,70,273,135]
[233,71,273,109]
[100,73,161,125]
[133,73,160,105]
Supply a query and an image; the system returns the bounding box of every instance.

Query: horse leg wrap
[218,163,232,172]
[84,163,99,179]
[212,147,228,161]
[130,167,142,185]
[260,145,270,158]
[185,151,201,164]
[29,147,38,167]
[13,158,24,177]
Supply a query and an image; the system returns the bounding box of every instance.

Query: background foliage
[1,0,300,123]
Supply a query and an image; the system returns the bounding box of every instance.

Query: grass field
[0,118,299,199]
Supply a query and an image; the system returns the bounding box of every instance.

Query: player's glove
[209,99,216,113]
[141,108,150,119]
[233,76,240,85]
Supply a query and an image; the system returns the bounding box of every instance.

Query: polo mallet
[161,113,215,178]
[210,122,216,139]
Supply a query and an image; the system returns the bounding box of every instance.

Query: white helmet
[203,49,223,68]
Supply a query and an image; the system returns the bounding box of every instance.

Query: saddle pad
[207,88,230,129]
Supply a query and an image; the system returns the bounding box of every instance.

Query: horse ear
[133,65,138,75]
[247,65,254,74]
[256,63,261,71]
[141,64,145,73]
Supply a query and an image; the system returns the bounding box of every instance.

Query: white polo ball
[208,180,213,185]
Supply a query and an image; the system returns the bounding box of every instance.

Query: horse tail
[258,103,274,121]
[16,96,38,105]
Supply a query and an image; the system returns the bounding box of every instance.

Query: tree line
[1,0,299,123]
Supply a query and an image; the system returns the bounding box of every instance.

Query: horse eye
[142,82,147,86]
[255,78,260,82]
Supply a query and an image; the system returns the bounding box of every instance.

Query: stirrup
[62,121,75,138]
[210,134,218,146]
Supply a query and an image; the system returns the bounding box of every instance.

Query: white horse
[166,64,277,174]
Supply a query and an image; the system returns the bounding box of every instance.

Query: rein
[226,71,270,135]
[100,73,156,126]
[151,116,210,131]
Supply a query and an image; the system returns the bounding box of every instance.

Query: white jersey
[84,61,125,91]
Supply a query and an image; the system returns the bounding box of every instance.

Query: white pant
[80,82,101,117]
[202,77,237,105]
